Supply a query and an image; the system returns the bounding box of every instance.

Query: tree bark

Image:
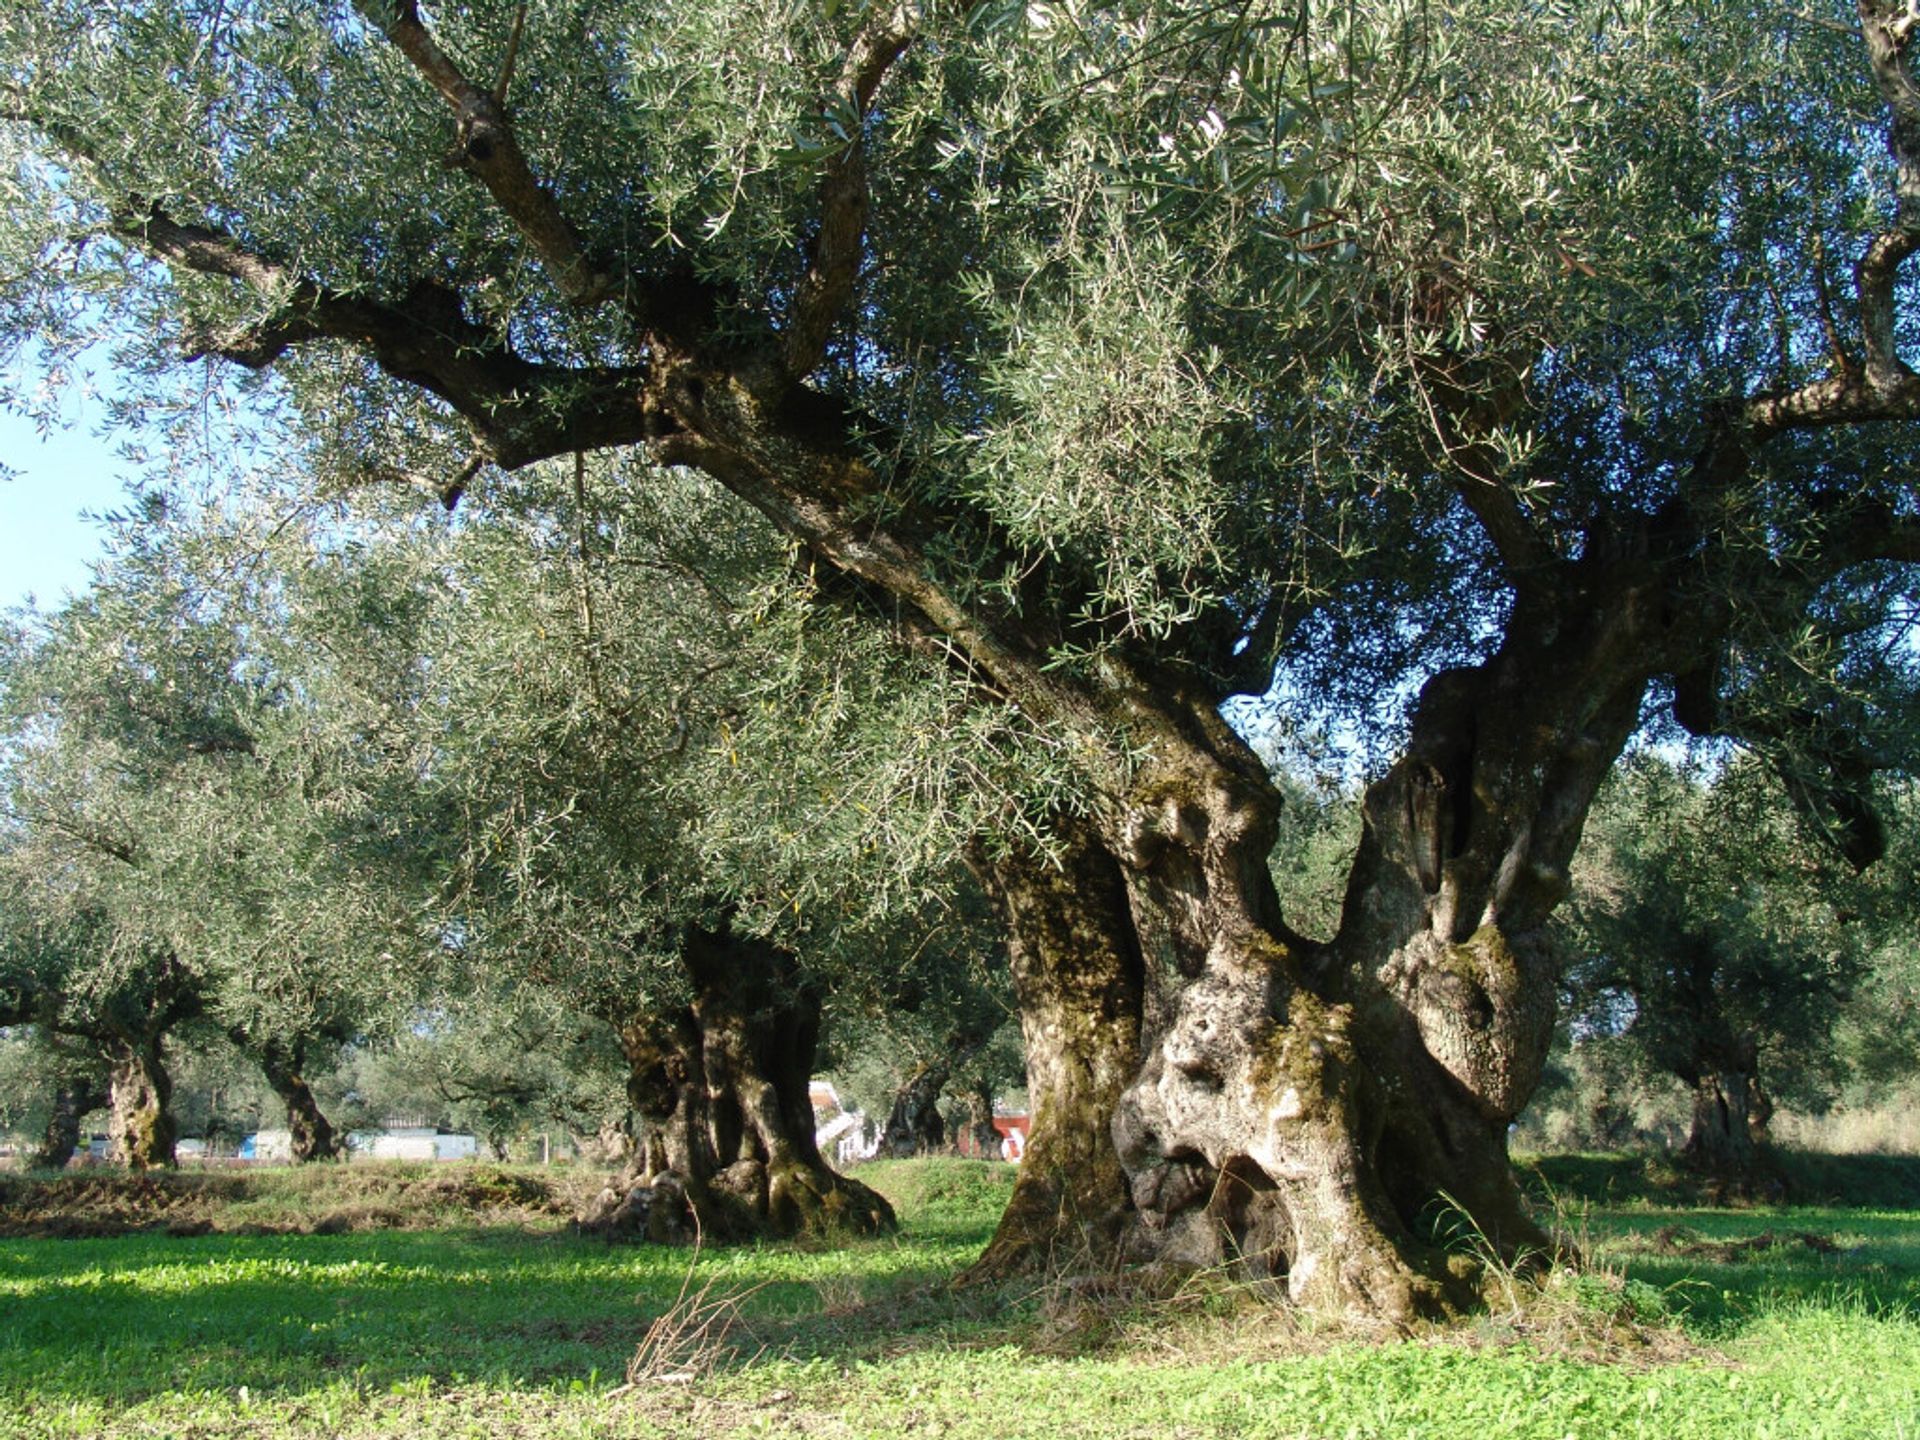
[963,1077,1000,1160]
[963,824,1144,1281]
[32,1076,105,1170]
[103,1036,177,1171]
[1677,1026,1778,1193]
[247,1039,343,1163]
[1105,590,1672,1321]
[1683,1070,1769,1177]
[278,1075,342,1163]
[583,922,896,1243]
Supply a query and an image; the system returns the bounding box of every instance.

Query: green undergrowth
[0,1156,1914,1438]
[1520,1148,1920,1210]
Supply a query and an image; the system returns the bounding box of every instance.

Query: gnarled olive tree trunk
[1675,1026,1777,1188]
[882,1061,949,1156]
[963,823,1144,1281]
[962,587,1673,1322]
[103,1035,177,1171]
[32,1075,107,1170]
[241,1033,343,1163]
[585,923,895,1243]
[963,1077,1001,1160]
[1684,1066,1773,1180]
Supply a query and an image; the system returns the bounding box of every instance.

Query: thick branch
[782,9,917,378]
[114,205,651,467]
[355,0,611,306]
[1743,9,1920,432]
[1408,348,1561,590]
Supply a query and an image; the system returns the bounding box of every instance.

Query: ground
[0,1156,1914,1438]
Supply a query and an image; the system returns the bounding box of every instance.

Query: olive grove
[3,0,1919,1320]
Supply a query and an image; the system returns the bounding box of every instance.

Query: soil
[0,1164,588,1238]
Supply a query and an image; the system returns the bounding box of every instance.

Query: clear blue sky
[0,391,138,615]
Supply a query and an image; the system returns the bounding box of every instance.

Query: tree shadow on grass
[0,1223,1013,1405]
[6,1177,1917,1407]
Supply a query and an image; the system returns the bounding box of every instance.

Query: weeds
[618,1217,765,1390]
[620,1271,761,1387]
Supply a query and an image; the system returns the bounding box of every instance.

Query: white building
[348,1126,479,1162]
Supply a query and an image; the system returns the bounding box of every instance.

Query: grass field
[0,1157,1915,1439]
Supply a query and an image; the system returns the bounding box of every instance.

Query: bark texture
[583,923,895,1243]
[963,1077,1001,1160]
[1684,1068,1771,1178]
[1111,603,1660,1321]
[243,1034,344,1163]
[104,1036,177,1171]
[883,1062,949,1156]
[964,824,1144,1281]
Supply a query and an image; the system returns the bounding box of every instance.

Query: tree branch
[781,7,918,378]
[1408,353,1561,589]
[1710,11,1920,440]
[112,203,653,467]
[354,0,612,307]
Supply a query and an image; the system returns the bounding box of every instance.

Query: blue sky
[0,393,139,615]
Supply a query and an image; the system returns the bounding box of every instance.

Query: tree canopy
[2,0,1917,1321]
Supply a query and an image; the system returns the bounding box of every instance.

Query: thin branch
[1809,233,1858,376]
[9,805,143,867]
[493,3,528,105]
[1405,345,1561,588]
[1738,10,1920,435]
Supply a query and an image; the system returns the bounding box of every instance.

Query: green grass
[1,1158,1916,1439]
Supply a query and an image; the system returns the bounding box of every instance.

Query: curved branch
[113,204,652,467]
[1741,8,1920,435]
[782,7,918,378]
[355,0,613,307]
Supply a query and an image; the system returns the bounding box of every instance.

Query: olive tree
[0,499,436,1163]
[0,1026,110,1169]
[1559,757,1871,1181]
[407,458,913,1244]
[4,0,1919,1319]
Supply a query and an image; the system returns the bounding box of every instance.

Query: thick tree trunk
[282,1077,341,1163]
[1101,608,1661,1322]
[964,825,1144,1280]
[883,1062,949,1156]
[569,1115,634,1166]
[104,1037,177,1171]
[963,1077,1000,1160]
[583,923,895,1243]
[1683,1071,1764,1174]
[32,1077,105,1170]
[1680,1042,1778,1193]
[250,1043,342,1163]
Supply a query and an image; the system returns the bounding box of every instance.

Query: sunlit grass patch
[0,1157,1915,1438]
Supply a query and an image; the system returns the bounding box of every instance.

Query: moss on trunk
[962,825,1143,1282]
[105,1039,176,1171]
